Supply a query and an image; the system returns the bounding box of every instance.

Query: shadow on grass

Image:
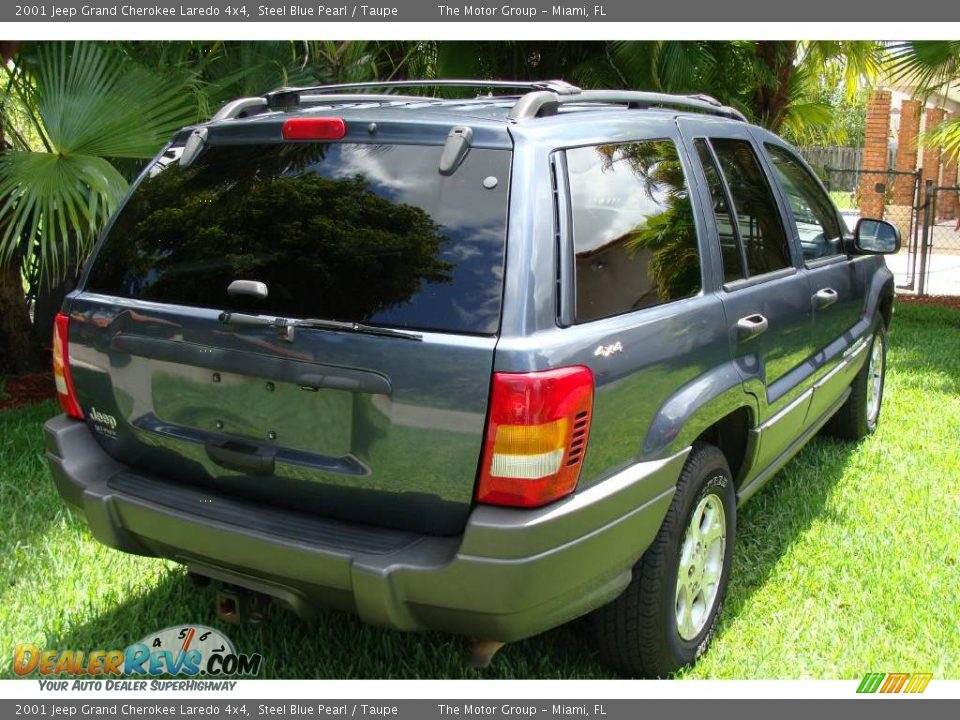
[715,434,860,634]
[41,565,603,679]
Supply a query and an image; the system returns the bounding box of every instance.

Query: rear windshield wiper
[219,311,423,342]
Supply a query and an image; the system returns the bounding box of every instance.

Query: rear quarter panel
[498,114,752,490]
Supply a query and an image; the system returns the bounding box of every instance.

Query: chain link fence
[917,184,960,295]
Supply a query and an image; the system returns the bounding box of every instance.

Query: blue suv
[45,80,898,676]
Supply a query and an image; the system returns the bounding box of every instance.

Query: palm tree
[115,41,391,121]
[567,41,883,142]
[419,41,882,143]
[0,41,195,372]
[0,40,418,373]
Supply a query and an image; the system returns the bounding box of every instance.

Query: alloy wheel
[675,492,726,641]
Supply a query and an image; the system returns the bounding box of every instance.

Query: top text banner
[3,0,957,22]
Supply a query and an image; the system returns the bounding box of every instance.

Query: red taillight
[52,313,83,420]
[281,117,346,141]
[476,366,594,508]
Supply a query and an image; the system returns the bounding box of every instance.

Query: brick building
[860,83,960,224]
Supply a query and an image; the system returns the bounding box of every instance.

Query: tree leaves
[0,41,195,281]
[887,41,960,100]
[0,148,126,279]
[887,41,960,163]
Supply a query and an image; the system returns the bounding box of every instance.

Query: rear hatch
[66,114,512,535]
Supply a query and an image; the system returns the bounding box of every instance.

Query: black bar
[0,699,957,720]
[3,0,957,22]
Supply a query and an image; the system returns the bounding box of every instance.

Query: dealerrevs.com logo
[13,625,262,687]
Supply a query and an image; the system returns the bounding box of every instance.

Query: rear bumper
[45,414,682,641]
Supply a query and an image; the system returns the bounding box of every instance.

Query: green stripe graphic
[857,672,886,693]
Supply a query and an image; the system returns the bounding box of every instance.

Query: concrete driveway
[842,211,960,296]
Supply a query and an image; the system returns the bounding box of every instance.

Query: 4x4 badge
[594,341,623,358]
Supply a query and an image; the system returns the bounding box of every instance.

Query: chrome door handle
[814,287,838,309]
[737,313,768,341]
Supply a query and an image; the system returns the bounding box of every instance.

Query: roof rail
[209,80,746,124]
[507,89,747,122]
[211,97,268,121]
[267,78,579,98]
[212,79,583,120]
[261,79,581,110]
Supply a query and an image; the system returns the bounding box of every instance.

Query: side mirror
[853,218,900,254]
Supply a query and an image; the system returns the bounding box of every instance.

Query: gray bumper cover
[45,414,681,641]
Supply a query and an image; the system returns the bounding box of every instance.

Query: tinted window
[766,144,844,260]
[567,140,701,323]
[695,139,745,283]
[85,142,510,335]
[710,138,792,276]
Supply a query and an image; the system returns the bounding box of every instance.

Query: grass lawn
[828,190,857,211]
[2,301,958,679]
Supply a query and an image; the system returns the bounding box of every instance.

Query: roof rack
[210,79,746,123]
[261,79,580,110]
[507,89,746,122]
[272,79,580,96]
[212,79,580,120]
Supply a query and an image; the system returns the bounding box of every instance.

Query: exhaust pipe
[467,640,506,669]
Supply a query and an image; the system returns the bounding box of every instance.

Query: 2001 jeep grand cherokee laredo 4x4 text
[45,79,899,677]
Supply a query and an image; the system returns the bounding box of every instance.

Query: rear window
[85,142,511,335]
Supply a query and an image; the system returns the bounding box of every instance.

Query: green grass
[829,190,857,211]
[2,302,959,679]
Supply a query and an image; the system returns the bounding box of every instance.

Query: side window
[567,139,701,323]
[709,138,793,277]
[694,139,745,283]
[765,144,845,260]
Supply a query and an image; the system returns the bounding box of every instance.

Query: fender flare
[642,360,758,458]
[862,264,895,325]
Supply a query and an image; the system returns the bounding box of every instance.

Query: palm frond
[30,42,194,158]
[779,101,843,146]
[887,41,960,100]
[927,117,960,165]
[803,41,884,101]
[0,41,196,281]
[0,151,125,277]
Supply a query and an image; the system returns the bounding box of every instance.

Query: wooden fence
[797,146,898,191]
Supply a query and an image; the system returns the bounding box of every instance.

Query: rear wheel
[593,443,736,677]
[824,324,887,440]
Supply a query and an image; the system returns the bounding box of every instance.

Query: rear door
[757,138,866,422]
[679,118,816,469]
[69,127,513,535]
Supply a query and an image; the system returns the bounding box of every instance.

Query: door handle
[813,287,839,309]
[205,439,275,476]
[737,313,768,342]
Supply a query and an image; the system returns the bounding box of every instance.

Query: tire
[593,442,736,677]
[823,324,887,441]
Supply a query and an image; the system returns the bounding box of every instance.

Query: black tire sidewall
[662,459,736,666]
